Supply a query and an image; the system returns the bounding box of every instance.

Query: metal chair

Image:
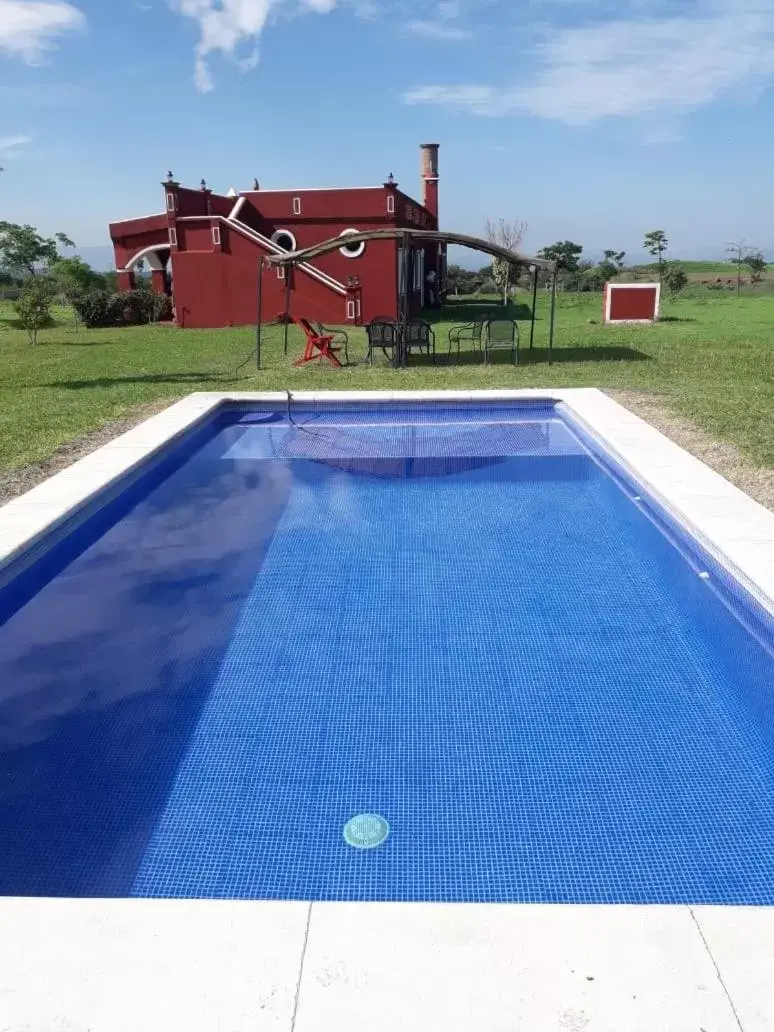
[403,320,435,364]
[484,319,519,365]
[312,321,349,365]
[448,321,484,362]
[366,321,399,365]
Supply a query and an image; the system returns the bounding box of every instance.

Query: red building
[109,144,443,328]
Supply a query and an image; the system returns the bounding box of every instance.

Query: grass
[0,293,772,472]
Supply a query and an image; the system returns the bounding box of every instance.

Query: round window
[271,229,297,252]
[339,229,366,259]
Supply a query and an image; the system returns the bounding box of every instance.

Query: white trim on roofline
[111,213,166,227]
[242,186,385,194]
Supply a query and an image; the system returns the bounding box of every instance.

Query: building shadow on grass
[403,344,652,368]
[34,338,115,347]
[520,345,652,365]
[48,371,228,389]
[425,299,534,325]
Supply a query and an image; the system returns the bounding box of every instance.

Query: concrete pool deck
[1,899,773,1030]
[1,389,773,1030]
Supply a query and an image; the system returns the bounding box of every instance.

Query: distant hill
[76,246,115,271]
[633,259,772,274]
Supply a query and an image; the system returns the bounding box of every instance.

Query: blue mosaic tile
[0,405,772,902]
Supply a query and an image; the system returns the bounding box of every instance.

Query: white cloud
[405,84,494,110]
[0,134,32,160]
[404,19,469,40]
[170,0,338,91]
[405,0,470,40]
[404,0,774,129]
[0,1,84,62]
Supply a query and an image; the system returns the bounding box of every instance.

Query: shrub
[71,289,112,327]
[72,289,172,328]
[662,262,688,297]
[14,279,55,344]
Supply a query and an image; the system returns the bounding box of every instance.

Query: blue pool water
[0,402,773,903]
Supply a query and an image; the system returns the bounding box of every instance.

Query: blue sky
[2,0,774,267]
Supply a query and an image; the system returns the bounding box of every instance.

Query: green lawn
[0,292,772,472]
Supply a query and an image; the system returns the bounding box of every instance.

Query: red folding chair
[292,317,343,368]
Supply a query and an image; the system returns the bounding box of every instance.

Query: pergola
[256,228,560,368]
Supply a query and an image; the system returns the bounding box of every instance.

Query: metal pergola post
[283,270,291,355]
[549,267,558,366]
[260,230,557,371]
[400,233,412,368]
[256,257,264,370]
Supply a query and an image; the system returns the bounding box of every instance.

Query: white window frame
[339,228,366,259]
[277,266,285,280]
[271,228,297,252]
[346,300,356,320]
[169,227,178,247]
[292,196,302,215]
[166,192,176,212]
[413,249,424,291]
[386,194,395,215]
[212,225,221,246]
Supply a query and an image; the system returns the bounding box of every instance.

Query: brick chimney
[420,143,439,223]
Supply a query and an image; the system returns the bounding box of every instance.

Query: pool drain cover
[344,814,390,849]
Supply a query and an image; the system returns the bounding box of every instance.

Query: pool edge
[2,388,774,1029]
[1,387,772,614]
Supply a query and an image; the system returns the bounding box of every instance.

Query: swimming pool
[0,395,772,903]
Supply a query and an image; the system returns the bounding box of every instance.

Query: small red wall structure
[109,144,444,329]
[604,283,661,323]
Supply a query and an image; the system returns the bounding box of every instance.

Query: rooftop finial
[166,170,174,183]
[200,178,208,191]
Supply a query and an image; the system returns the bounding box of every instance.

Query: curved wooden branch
[264,228,558,273]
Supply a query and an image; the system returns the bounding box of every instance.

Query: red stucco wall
[172,222,352,329]
[606,285,659,321]
[110,167,437,328]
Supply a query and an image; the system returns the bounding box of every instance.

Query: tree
[643,230,668,280]
[597,258,618,282]
[445,264,489,296]
[536,240,583,272]
[14,279,54,345]
[446,263,465,296]
[582,266,606,292]
[0,222,75,278]
[48,256,104,327]
[661,262,688,296]
[602,249,626,277]
[485,218,528,305]
[743,252,767,284]
[726,240,761,295]
[49,256,102,299]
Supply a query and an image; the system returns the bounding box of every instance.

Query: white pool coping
[2,388,772,612]
[1,388,773,1031]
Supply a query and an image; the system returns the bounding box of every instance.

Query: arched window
[271,229,297,252]
[338,229,366,259]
